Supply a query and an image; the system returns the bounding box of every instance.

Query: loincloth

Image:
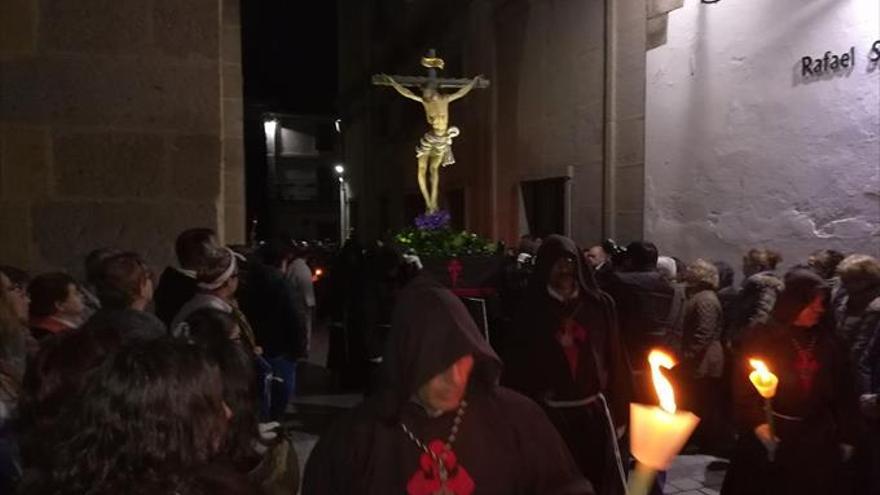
[415,127,460,167]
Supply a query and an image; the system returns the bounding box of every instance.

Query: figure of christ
[381,74,483,213]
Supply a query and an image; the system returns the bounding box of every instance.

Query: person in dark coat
[154,228,218,327]
[585,245,614,288]
[721,269,859,495]
[604,241,678,403]
[713,261,738,345]
[504,235,631,495]
[83,252,165,343]
[807,249,845,300]
[729,248,784,347]
[303,274,594,495]
[834,254,880,493]
[237,242,302,418]
[677,259,726,452]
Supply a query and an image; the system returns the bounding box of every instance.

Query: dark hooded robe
[303,274,593,495]
[502,235,632,495]
[721,269,859,495]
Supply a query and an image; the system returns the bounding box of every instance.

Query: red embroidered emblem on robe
[557,319,588,377]
[794,348,819,393]
[407,440,475,495]
[447,259,463,288]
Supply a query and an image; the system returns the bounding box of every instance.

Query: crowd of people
[0,229,310,494]
[1,226,879,495]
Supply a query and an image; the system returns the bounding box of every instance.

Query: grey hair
[684,258,720,290]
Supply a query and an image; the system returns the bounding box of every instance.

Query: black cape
[303,274,593,495]
[503,235,632,495]
[722,270,859,495]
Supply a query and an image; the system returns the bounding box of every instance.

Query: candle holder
[628,350,700,495]
[748,359,779,461]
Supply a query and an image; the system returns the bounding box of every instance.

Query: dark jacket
[731,271,783,342]
[605,269,675,371]
[717,285,739,343]
[154,267,197,328]
[81,308,166,343]
[238,262,304,359]
[838,284,880,394]
[303,275,593,495]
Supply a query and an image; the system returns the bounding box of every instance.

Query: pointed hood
[528,235,601,300]
[378,274,501,418]
[771,268,828,325]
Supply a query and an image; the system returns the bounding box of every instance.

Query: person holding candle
[721,268,859,495]
[504,235,632,495]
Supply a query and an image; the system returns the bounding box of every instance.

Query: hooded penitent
[722,268,858,495]
[504,235,630,495]
[378,274,501,417]
[303,274,594,495]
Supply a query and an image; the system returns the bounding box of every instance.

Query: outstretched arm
[382,74,422,103]
[448,75,483,102]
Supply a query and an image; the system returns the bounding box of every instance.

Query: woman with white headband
[171,247,258,353]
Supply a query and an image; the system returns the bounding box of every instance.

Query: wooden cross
[371,49,490,90]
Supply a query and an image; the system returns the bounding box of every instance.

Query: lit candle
[628,350,700,495]
[748,359,778,399]
[748,359,779,461]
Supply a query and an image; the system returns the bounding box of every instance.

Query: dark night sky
[239,1,339,238]
[241,1,339,115]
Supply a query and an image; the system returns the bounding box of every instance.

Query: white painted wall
[646,0,880,272]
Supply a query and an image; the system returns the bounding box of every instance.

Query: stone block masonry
[0,0,245,274]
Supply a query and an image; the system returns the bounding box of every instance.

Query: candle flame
[648,350,678,414]
[749,359,769,374]
[748,358,779,399]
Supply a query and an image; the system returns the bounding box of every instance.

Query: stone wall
[492,0,607,245]
[646,0,880,270]
[0,0,244,274]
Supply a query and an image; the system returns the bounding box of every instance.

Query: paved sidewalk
[664,454,728,494]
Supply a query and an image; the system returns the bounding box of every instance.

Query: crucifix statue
[373,50,489,214]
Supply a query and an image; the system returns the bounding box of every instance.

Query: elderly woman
[677,259,725,451]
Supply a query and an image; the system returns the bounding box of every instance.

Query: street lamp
[335,164,348,244]
[263,118,278,139]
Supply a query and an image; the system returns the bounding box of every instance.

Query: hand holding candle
[748,359,779,461]
[628,350,700,495]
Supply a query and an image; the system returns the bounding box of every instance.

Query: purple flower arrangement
[414,210,452,231]
[396,209,496,257]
